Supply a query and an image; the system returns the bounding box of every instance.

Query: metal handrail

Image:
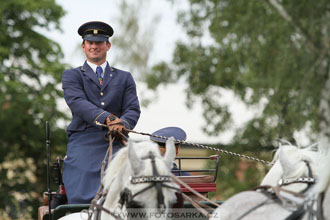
[174,155,220,182]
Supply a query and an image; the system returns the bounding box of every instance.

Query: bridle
[118,151,181,212]
[277,160,315,192]
[235,160,324,220]
[89,151,181,220]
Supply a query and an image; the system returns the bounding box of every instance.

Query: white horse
[60,137,181,220]
[211,143,330,220]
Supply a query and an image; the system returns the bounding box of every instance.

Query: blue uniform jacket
[62,61,140,204]
[62,61,140,136]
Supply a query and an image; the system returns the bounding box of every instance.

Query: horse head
[261,144,318,192]
[210,143,330,220]
[100,137,181,219]
[128,137,176,176]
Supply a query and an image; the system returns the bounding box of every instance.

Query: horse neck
[313,147,330,219]
[323,185,330,218]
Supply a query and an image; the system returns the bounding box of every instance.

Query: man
[150,127,191,176]
[61,21,140,204]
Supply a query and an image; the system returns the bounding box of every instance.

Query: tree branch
[267,0,319,52]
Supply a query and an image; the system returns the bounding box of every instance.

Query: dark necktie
[96,66,103,86]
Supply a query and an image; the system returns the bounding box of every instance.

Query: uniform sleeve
[62,69,110,126]
[119,73,141,129]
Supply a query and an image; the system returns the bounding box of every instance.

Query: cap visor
[83,36,108,42]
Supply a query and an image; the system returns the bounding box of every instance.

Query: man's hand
[106,114,127,144]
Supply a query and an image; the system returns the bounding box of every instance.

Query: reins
[171,174,220,207]
[95,121,273,166]
[171,174,220,218]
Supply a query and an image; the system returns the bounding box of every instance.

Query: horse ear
[164,137,176,169]
[279,147,296,177]
[128,139,143,175]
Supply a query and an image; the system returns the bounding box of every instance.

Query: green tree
[111,0,160,107]
[147,0,330,198]
[0,0,67,218]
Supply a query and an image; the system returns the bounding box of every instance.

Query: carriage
[38,141,222,220]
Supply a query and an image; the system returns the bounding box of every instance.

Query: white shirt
[86,60,107,78]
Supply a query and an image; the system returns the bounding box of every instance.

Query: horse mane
[103,146,129,190]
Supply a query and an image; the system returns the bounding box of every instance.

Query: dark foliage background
[0,0,67,218]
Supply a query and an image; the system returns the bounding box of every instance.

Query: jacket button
[101,102,105,106]
[100,92,104,96]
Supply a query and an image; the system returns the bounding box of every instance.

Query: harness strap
[237,186,306,220]
[149,152,166,211]
[316,192,325,220]
[92,195,105,220]
[91,200,123,220]
[131,175,172,184]
[255,185,305,207]
[182,193,212,218]
[131,184,154,199]
[274,187,305,207]
[303,192,325,220]
[278,161,316,193]
[278,177,316,187]
[161,183,182,192]
[254,185,327,220]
